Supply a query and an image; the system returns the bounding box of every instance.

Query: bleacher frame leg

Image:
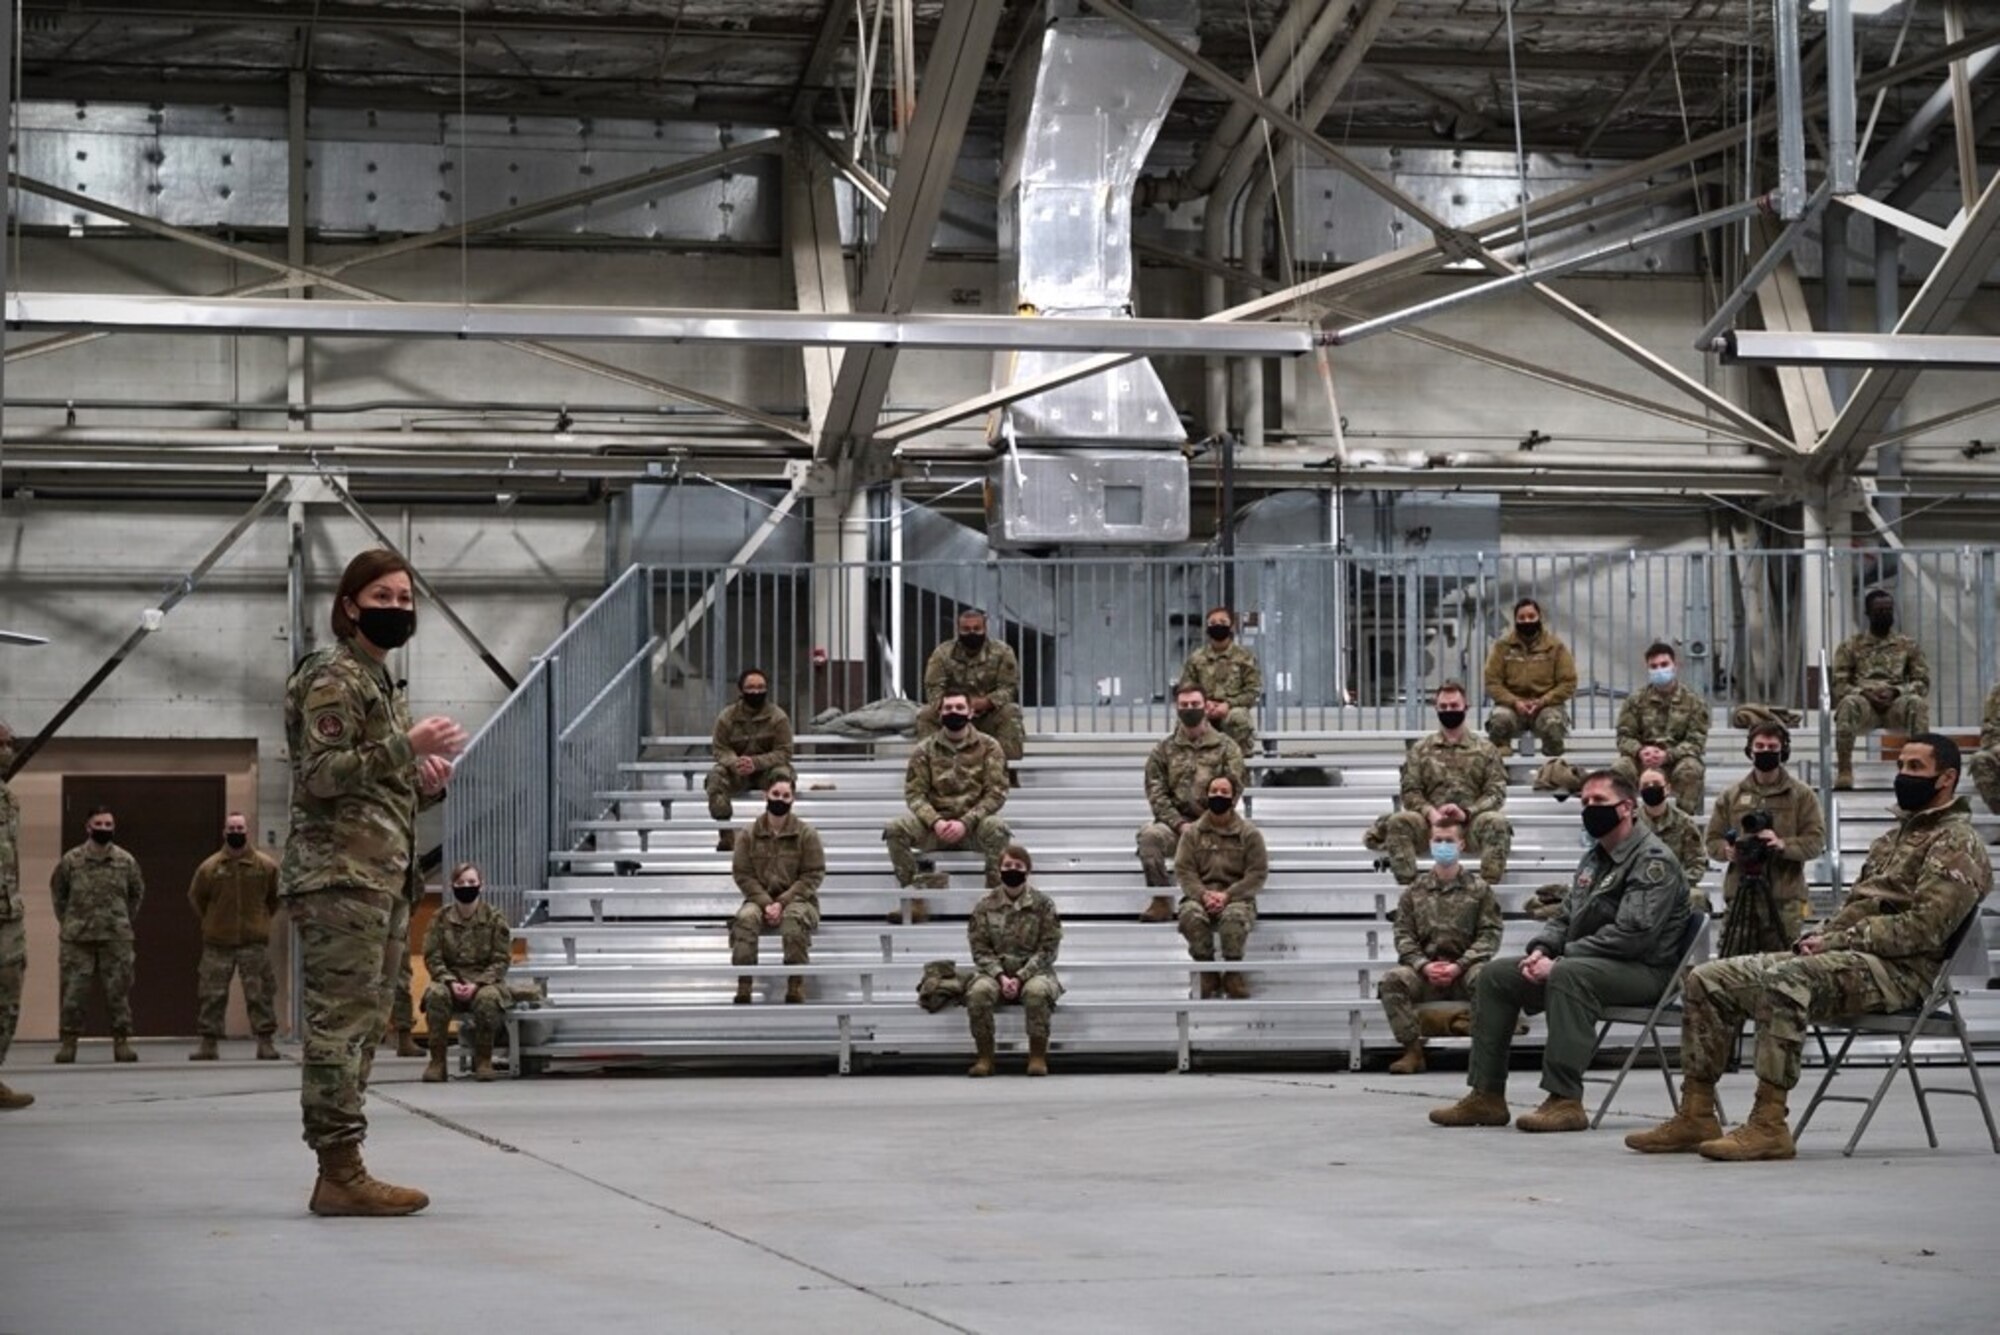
[1177,1011,1191,1073]
[838,1014,852,1076]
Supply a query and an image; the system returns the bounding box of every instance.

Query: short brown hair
[1205,606,1236,625]
[1644,641,1676,661]
[331,549,414,640]
[1435,680,1467,701]
[450,862,482,883]
[1430,813,1466,840]
[1002,843,1033,870]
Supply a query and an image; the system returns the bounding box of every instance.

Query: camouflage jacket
[1144,727,1248,826]
[51,841,146,943]
[1392,869,1503,970]
[968,884,1062,985]
[424,900,512,987]
[711,700,793,772]
[1704,771,1826,905]
[1483,628,1578,708]
[731,812,826,907]
[1981,682,2000,752]
[1616,683,1711,764]
[280,641,436,901]
[1175,813,1269,903]
[1640,801,1708,890]
[904,731,1009,826]
[1399,730,1508,816]
[923,638,1019,709]
[1177,641,1262,710]
[1530,825,1688,969]
[188,848,280,948]
[1818,798,1989,1005]
[0,779,18,923]
[1831,631,1929,702]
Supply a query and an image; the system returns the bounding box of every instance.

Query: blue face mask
[1648,665,1675,688]
[1430,841,1461,866]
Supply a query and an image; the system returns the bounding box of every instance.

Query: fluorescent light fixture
[1809,1,1905,15]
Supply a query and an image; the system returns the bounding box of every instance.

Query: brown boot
[1140,895,1174,923]
[1026,1034,1049,1077]
[1625,1079,1722,1154]
[0,1081,33,1111]
[256,1035,281,1061]
[189,1036,219,1062]
[1388,1041,1427,1075]
[1197,971,1222,1000]
[907,898,931,925]
[394,1028,421,1059]
[472,1033,496,1083]
[1222,971,1250,1000]
[308,1143,430,1217]
[1448,1011,1474,1037]
[968,1028,995,1078]
[1699,1079,1797,1161]
[111,1032,138,1063]
[1833,760,1854,791]
[733,977,754,1005]
[1429,1090,1512,1127]
[784,976,806,1004]
[54,1033,78,1064]
[422,1036,448,1084]
[1515,1095,1590,1133]
[716,829,736,853]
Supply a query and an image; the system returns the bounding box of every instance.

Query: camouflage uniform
[1639,799,1709,909]
[885,730,1012,886]
[704,700,795,821]
[1382,731,1513,883]
[1831,629,1930,768]
[730,812,825,968]
[920,638,1025,760]
[1483,627,1578,755]
[1967,682,2000,816]
[52,839,146,1036]
[1466,826,1687,1101]
[965,884,1064,1042]
[1135,727,1248,887]
[281,640,437,1151]
[1680,798,1989,1091]
[1175,812,1269,961]
[1612,682,1711,812]
[1704,768,1827,953]
[188,846,281,1039]
[0,778,23,1072]
[1377,869,1503,1046]
[1177,640,1263,753]
[421,901,513,1042]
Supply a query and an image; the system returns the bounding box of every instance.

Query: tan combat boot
[715,829,736,853]
[393,1028,421,1059]
[1026,1034,1049,1077]
[1480,860,1506,884]
[1624,1079,1722,1154]
[472,1033,496,1083]
[0,1081,33,1110]
[308,1143,429,1217]
[733,977,754,1005]
[1699,1080,1797,1161]
[967,1028,995,1078]
[1388,1041,1427,1075]
[54,1032,78,1064]
[1429,1090,1512,1127]
[1197,971,1222,1000]
[111,1032,138,1063]
[907,898,931,925]
[421,1034,448,1084]
[784,976,806,1005]
[1516,1095,1590,1133]
[189,1036,219,1062]
[1140,896,1174,924]
[1833,753,1855,791]
[256,1035,281,1061]
[1222,972,1250,1000]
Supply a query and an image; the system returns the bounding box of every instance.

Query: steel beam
[1743,217,1838,452]
[1721,331,2000,370]
[1944,1,1983,214]
[789,0,855,125]
[786,139,853,443]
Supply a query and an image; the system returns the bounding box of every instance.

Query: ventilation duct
[987,0,1196,548]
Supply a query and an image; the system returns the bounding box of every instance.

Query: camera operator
[1704,722,1826,955]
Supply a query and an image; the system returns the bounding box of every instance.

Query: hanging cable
[1500,0,1533,263]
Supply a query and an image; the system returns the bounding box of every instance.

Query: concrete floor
[1,1039,1996,1335]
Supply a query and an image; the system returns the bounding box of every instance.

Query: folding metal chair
[1794,909,2000,1157]
[1584,912,1723,1129]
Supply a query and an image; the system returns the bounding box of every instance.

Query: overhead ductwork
[987,0,1196,548]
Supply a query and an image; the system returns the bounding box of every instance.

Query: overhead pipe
[1773,0,1809,219]
[1184,0,1325,192]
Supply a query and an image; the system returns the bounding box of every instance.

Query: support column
[810,474,873,715]
[1872,221,1903,536]
[287,70,313,430]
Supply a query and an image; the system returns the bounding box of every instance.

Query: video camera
[1725,810,1774,871]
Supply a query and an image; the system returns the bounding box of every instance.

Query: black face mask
[1581,803,1622,839]
[1752,750,1783,773]
[354,605,416,650]
[1206,623,1232,642]
[941,712,971,732]
[1000,868,1028,889]
[1893,773,1939,813]
[1515,621,1542,641]
[1867,613,1894,635]
[1436,708,1466,730]
[740,691,767,710]
[958,633,986,653]
[453,885,481,905]
[89,828,115,846]
[1640,786,1668,808]
[225,832,248,850]
[1206,794,1234,814]
[765,799,791,819]
[1177,707,1207,728]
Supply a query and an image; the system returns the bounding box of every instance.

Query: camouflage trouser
[705,762,797,821]
[917,704,1026,761]
[965,973,1061,1041]
[1967,746,2000,815]
[729,900,819,966]
[1832,693,1927,760]
[1681,949,1897,1091]
[1377,961,1485,1046]
[1467,954,1675,1100]
[1382,809,1513,882]
[0,918,24,1067]
[390,948,414,1034]
[1485,703,1568,756]
[1214,706,1257,756]
[291,887,398,1151]
[195,942,278,1039]
[884,813,1012,887]
[1178,898,1256,961]
[1135,821,1189,887]
[1609,755,1707,813]
[421,981,511,1042]
[58,939,135,1034]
